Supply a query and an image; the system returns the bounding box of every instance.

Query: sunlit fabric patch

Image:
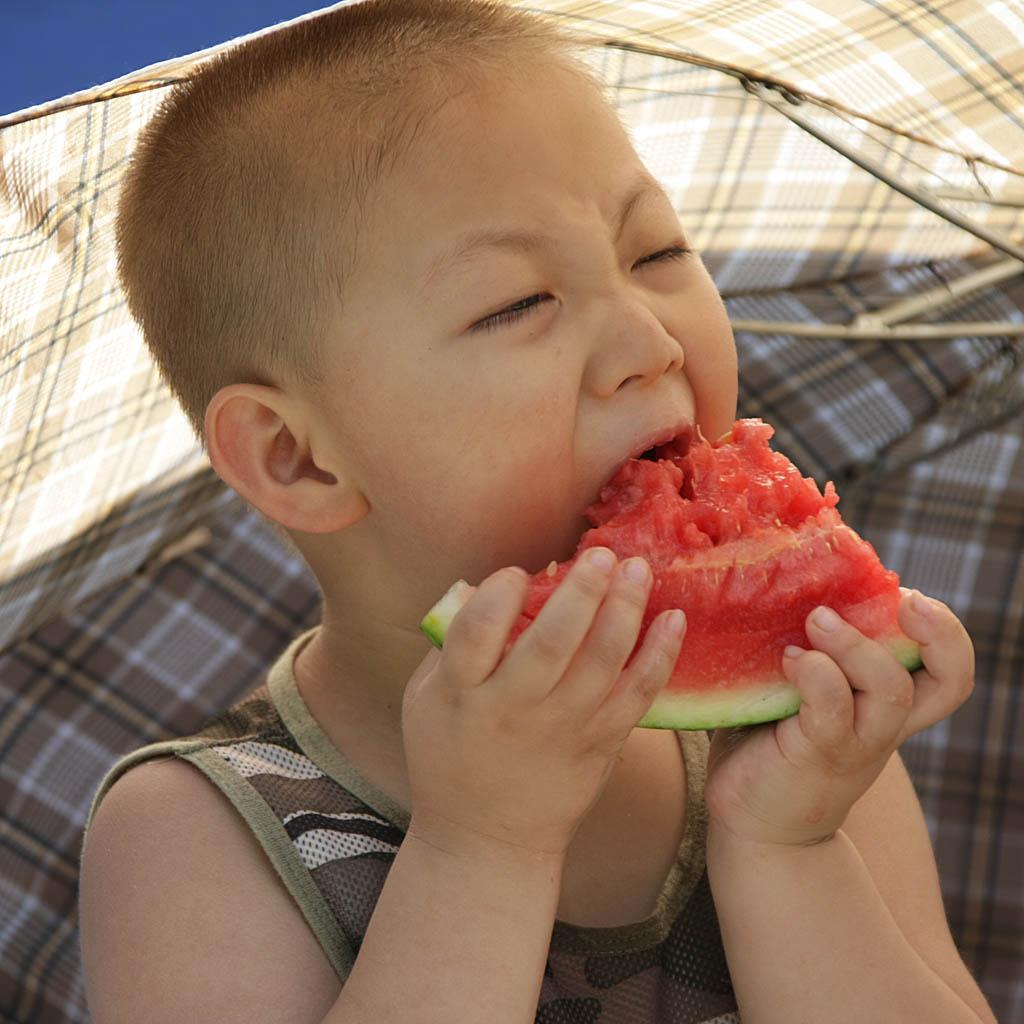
[212,739,323,780]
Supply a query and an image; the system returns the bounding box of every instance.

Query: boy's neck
[291,605,422,808]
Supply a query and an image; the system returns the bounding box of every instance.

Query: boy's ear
[204,383,369,534]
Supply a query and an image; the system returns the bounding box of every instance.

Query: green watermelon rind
[639,679,802,730]
[638,635,922,730]
[420,584,924,731]
[421,580,473,648]
[889,636,925,675]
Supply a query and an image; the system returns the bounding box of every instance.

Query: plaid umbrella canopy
[1,1,1022,1020]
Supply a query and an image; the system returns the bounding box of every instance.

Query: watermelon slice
[421,418,922,730]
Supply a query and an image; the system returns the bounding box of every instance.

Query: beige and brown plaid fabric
[0,501,324,1022]
[1,0,1022,1020]
[0,71,227,655]
[2,0,1023,649]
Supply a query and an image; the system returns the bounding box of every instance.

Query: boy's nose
[583,295,684,398]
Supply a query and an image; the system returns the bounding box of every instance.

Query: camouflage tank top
[91,631,738,1023]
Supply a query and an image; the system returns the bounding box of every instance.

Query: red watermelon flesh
[422,418,921,730]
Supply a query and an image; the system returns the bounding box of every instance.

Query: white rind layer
[420,580,473,648]
[639,636,921,730]
[638,679,802,730]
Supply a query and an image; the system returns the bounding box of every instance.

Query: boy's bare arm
[80,758,344,1022]
[704,591,997,1024]
[81,552,684,1023]
[336,553,684,1021]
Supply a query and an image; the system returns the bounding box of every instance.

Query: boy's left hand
[704,589,975,847]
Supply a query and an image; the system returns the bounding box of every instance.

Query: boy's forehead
[420,171,669,287]
[312,60,659,288]
[374,67,645,205]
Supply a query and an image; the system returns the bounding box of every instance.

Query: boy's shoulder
[80,755,341,1019]
[83,754,247,892]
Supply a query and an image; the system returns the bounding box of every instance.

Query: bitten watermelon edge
[421,419,922,730]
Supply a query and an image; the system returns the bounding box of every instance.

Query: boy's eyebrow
[614,175,667,241]
[422,174,667,285]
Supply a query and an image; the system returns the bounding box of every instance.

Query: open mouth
[633,425,695,465]
[595,425,695,498]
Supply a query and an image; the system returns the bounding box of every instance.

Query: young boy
[79,1,996,1021]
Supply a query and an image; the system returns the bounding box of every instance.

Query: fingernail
[812,606,841,632]
[784,645,805,659]
[663,609,686,636]
[621,557,650,583]
[911,589,935,617]
[586,547,616,573]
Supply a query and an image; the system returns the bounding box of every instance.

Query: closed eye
[633,244,694,269]
[472,293,552,333]
[470,245,693,333]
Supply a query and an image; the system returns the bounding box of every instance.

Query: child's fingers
[554,556,655,711]
[599,607,687,723]
[503,547,618,698]
[802,607,914,750]
[779,647,855,756]
[896,590,975,736]
[440,568,527,686]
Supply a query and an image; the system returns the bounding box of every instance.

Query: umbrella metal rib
[730,320,1024,339]
[853,259,1024,329]
[603,37,1024,342]
[758,87,1024,266]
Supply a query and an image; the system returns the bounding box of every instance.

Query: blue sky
[2,1,325,116]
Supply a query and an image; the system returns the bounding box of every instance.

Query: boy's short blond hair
[115,0,591,438]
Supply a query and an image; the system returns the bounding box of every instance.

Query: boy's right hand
[401,549,685,862]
